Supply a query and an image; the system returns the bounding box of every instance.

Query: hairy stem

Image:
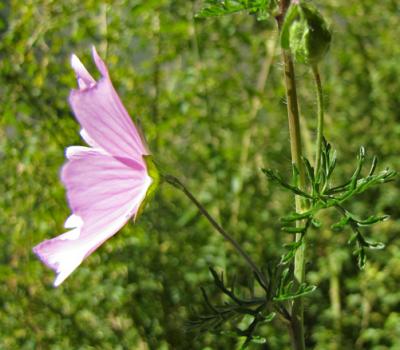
[312,64,324,175]
[164,174,268,289]
[277,1,307,349]
[283,49,307,350]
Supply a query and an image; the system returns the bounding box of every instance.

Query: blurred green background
[1,1,399,349]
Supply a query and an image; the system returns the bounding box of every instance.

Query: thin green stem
[283,50,306,350]
[312,64,324,175]
[281,55,306,189]
[164,174,268,289]
[277,2,307,348]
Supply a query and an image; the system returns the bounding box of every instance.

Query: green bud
[281,2,331,65]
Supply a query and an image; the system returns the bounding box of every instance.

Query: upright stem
[282,49,307,350]
[277,2,307,349]
[282,55,306,189]
[312,64,324,175]
[164,175,268,289]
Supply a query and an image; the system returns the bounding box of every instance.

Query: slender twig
[164,174,268,289]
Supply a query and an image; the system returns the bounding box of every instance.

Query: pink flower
[33,47,159,287]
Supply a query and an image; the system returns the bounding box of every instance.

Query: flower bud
[281,2,331,65]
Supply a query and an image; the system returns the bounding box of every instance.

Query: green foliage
[187,267,273,348]
[196,0,278,20]
[0,1,399,349]
[264,140,395,269]
[273,267,316,301]
[281,2,331,64]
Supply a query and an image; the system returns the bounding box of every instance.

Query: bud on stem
[281,1,331,65]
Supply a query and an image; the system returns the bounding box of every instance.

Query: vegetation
[0,1,399,348]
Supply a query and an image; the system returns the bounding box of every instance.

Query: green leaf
[281,211,312,223]
[368,156,378,176]
[262,168,313,199]
[350,146,366,190]
[356,214,389,227]
[261,312,276,323]
[281,226,306,234]
[365,241,385,250]
[331,216,350,232]
[311,218,321,228]
[274,283,317,301]
[280,241,302,264]
[302,156,315,187]
[354,247,366,270]
[249,335,267,344]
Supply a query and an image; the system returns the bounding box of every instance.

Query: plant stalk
[277,1,307,348]
[282,49,307,350]
[312,64,324,175]
[164,174,268,289]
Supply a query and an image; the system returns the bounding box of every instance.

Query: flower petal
[61,148,151,224]
[33,48,157,287]
[71,54,96,90]
[33,197,140,287]
[80,129,100,148]
[91,46,108,77]
[33,149,152,286]
[33,227,83,286]
[64,214,83,229]
[69,51,148,161]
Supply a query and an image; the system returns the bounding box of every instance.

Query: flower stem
[277,2,307,348]
[282,49,307,350]
[312,64,324,175]
[164,174,268,289]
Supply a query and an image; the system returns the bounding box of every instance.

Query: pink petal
[71,54,96,90]
[33,200,138,287]
[65,145,108,160]
[33,227,83,286]
[61,148,151,224]
[65,146,93,159]
[34,149,152,286]
[64,214,83,228]
[80,129,100,148]
[69,51,148,161]
[34,48,157,287]
[91,46,108,77]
